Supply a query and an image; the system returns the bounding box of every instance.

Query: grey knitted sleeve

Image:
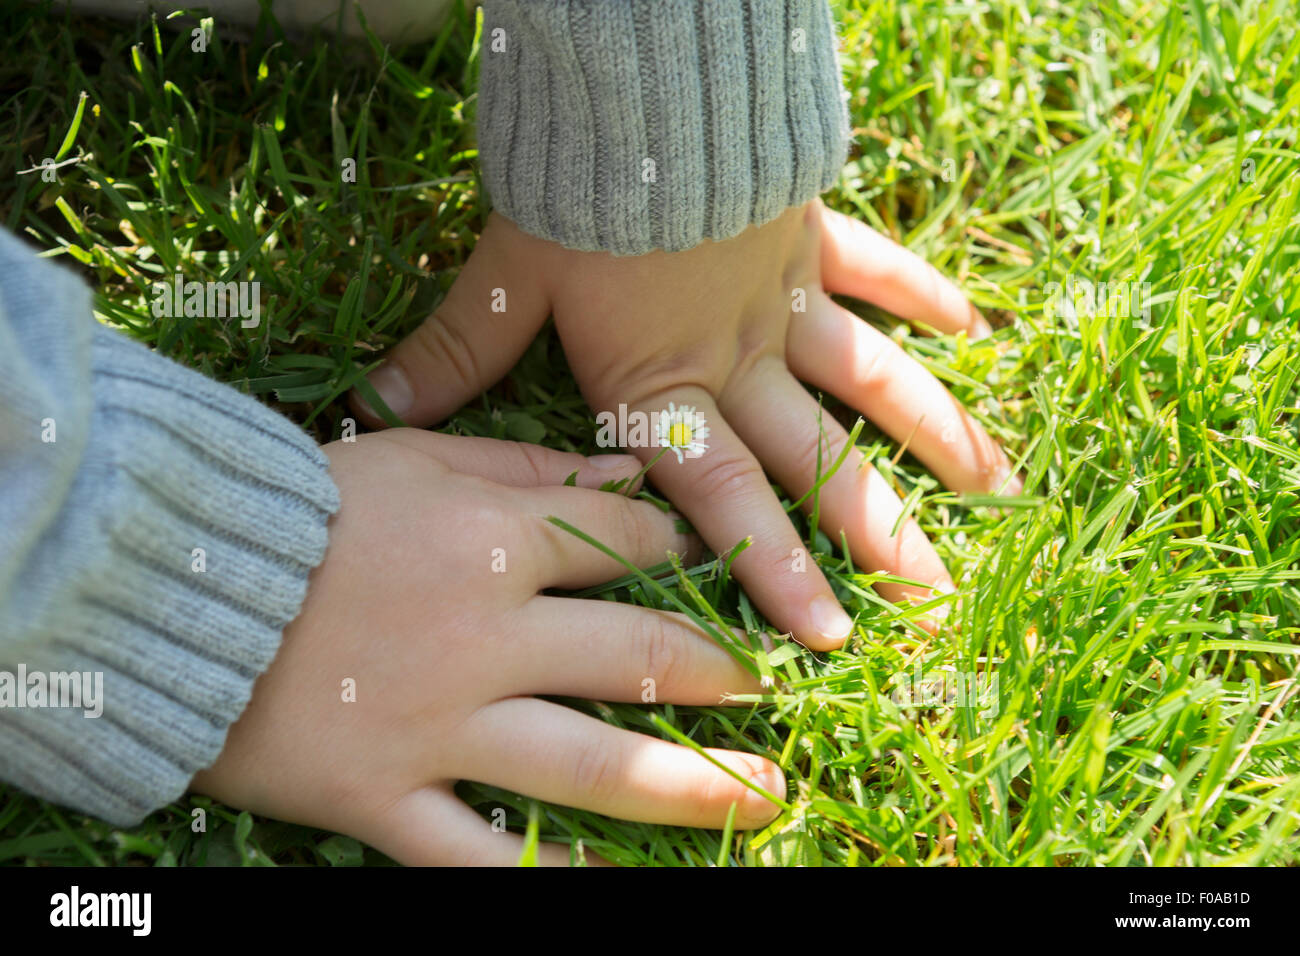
[0,229,339,826]
[476,0,850,255]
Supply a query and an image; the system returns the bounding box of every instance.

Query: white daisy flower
[656,402,710,462]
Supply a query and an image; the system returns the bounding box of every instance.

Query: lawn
[1,0,1297,866]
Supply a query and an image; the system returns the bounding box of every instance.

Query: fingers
[374,430,647,490]
[359,785,589,867]
[818,204,993,340]
[350,214,550,427]
[504,599,764,703]
[724,357,955,616]
[517,484,697,589]
[626,387,855,651]
[788,294,1021,495]
[457,698,784,830]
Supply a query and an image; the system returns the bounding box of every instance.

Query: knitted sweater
[478,0,849,254]
[0,0,849,825]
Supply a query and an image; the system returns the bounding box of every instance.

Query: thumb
[350,214,549,427]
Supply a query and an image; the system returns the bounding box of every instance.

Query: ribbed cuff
[0,326,339,826]
[477,0,850,255]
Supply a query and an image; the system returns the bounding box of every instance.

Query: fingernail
[810,596,854,642]
[930,590,951,621]
[984,464,1025,521]
[363,363,414,418]
[732,758,787,823]
[994,462,1024,497]
[757,767,787,802]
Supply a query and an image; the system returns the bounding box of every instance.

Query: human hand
[192,431,782,866]
[353,202,1020,650]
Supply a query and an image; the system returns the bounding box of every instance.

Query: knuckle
[615,499,658,561]
[780,262,812,299]
[414,314,483,393]
[848,337,894,396]
[732,327,776,380]
[789,426,852,485]
[690,453,765,503]
[513,441,554,486]
[571,741,621,804]
[637,614,684,694]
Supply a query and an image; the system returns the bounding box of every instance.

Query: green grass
[1,0,1297,866]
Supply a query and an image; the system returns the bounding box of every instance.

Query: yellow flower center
[668,422,694,447]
